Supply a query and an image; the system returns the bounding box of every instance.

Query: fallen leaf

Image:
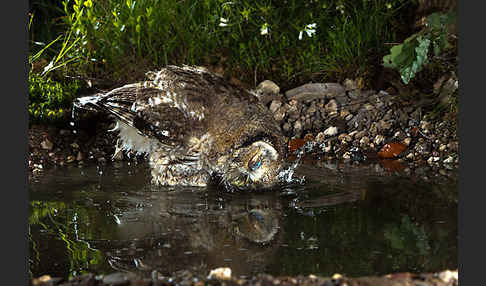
[378,142,407,158]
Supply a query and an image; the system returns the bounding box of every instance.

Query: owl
[75,65,287,190]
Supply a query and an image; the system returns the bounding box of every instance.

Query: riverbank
[31,268,458,286]
[28,76,459,181]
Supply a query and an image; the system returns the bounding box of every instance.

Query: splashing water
[278,141,316,184]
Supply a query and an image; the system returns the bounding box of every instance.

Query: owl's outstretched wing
[74,81,205,157]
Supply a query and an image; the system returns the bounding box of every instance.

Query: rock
[325,99,339,116]
[415,140,431,154]
[103,272,131,285]
[76,151,83,161]
[59,129,70,135]
[443,156,454,164]
[66,155,75,163]
[354,130,366,140]
[41,139,53,150]
[374,135,385,145]
[377,120,392,132]
[323,126,338,136]
[273,106,287,122]
[269,99,282,113]
[257,80,280,95]
[293,120,303,135]
[338,133,352,143]
[439,144,447,152]
[360,136,370,146]
[343,78,358,91]
[70,142,79,149]
[282,122,291,133]
[403,137,412,146]
[208,267,232,280]
[315,132,326,143]
[285,83,345,101]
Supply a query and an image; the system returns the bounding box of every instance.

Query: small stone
[293,120,303,136]
[348,130,358,138]
[76,151,83,161]
[323,126,338,136]
[98,157,107,164]
[208,267,232,280]
[269,99,282,113]
[406,153,414,160]
[315,132,325,143]
[354,130,366,139]
[342,152,351,160]
[282,122,291,132]
[427,156,440,164]
[41,139,53,150]
[403,137,412,146]
[360,136,370,146]
[325,99,339,115]
[59,129,70,135]
[338,133,352,143]
[374,134,385,145]
[447,141,459,151]
[257,80,280,95]
[343,78,357,91]
[443,156,454,164]
[273,107,286,122]
[103,272,130,285]
[345,114,354,121]
[66,155,75,163]
[439,144,447,152]
[70,142,79,149]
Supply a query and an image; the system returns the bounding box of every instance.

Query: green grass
[53,0,413,89]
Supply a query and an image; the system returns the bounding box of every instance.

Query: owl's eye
[248,154,263,171]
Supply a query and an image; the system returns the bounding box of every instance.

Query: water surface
[29,159,457,279]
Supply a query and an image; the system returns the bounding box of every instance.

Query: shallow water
[29,159,457,279]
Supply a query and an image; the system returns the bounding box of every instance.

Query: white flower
[299,23,317,40]
[219,17,228,27]
[260,23,269,35]
[305,23,316,37]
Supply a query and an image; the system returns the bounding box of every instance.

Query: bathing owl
[75,65,286,190]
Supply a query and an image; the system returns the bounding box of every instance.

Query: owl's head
[223,140,284,191]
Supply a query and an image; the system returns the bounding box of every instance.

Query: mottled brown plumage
[75,65,286,190]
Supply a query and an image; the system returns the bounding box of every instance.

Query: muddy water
[29,159,457,279]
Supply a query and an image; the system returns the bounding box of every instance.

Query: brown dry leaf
[378,142,407,159]
[288,134,314,153]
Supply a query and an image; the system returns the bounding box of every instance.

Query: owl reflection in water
[75,65,287,190]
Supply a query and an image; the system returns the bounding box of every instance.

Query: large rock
[285,83,345,102]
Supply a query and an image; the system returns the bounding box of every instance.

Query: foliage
[383,11,456,84]
[29,12,84,125]
[29,72,81,124]
[29,201,104,278]
[57,0,412,88]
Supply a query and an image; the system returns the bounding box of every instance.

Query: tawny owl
[75,65,286,190]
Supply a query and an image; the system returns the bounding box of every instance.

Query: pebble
[374,135,385,145]
[359,136,370,146]
[257,80,280,95]
[269,100,282,113]
[208,267,232,280]
[41,139,53,150]
[103,272,130,285]
[323,126,338,136]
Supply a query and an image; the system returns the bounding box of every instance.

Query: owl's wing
[74,82,205,159]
